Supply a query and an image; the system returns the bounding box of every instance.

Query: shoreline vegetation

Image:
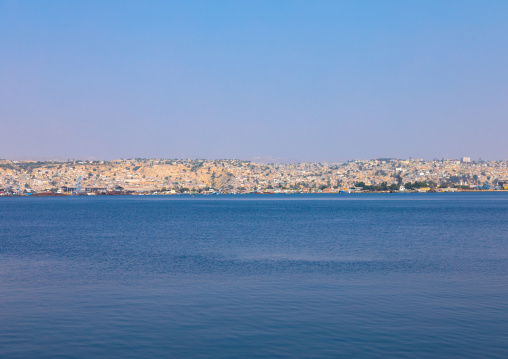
[1,158,507,196]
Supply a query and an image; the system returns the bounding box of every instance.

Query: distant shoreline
[2,190,507,198]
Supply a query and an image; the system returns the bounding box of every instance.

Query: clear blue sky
[1,1,507,161]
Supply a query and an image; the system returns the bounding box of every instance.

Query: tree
[449,176,460,184]
[396,174,403,186]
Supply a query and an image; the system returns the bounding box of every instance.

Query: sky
[1,1,507,162]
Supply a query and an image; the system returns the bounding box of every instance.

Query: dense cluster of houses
[1,158,507,196]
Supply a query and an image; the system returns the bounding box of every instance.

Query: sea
[1,193,507,358]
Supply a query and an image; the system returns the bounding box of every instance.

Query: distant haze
[1,1,507,161]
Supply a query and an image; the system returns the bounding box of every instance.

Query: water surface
[1,193,507,357]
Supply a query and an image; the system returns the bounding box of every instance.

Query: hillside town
[1,157,507,196]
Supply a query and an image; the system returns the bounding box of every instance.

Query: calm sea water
[1,193,507,358]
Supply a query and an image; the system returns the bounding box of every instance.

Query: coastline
[2,189,507,197]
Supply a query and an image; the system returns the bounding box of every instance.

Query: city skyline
[2,157,507,196]
[0,154,497,164]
